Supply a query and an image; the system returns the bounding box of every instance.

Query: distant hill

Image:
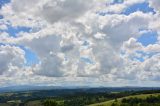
[0,85,160,93]
[0,85,64,93]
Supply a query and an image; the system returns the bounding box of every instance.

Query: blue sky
[137,31,158,46]
[21,46,39,66]
[0,0,10,8]
[5,26,31,37]
[123,2,155,15]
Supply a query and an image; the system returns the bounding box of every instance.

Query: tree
[43,100,58,106]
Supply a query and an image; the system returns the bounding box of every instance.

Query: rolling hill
[89,93,160,106]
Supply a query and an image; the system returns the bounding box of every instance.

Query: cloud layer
[0,0,160,87]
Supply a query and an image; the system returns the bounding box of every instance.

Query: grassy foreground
[88,93,160,106]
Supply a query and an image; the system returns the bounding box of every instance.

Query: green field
[89,93,160,106]
[25,100,43,106]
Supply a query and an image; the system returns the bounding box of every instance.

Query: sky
[0,0,160,87]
